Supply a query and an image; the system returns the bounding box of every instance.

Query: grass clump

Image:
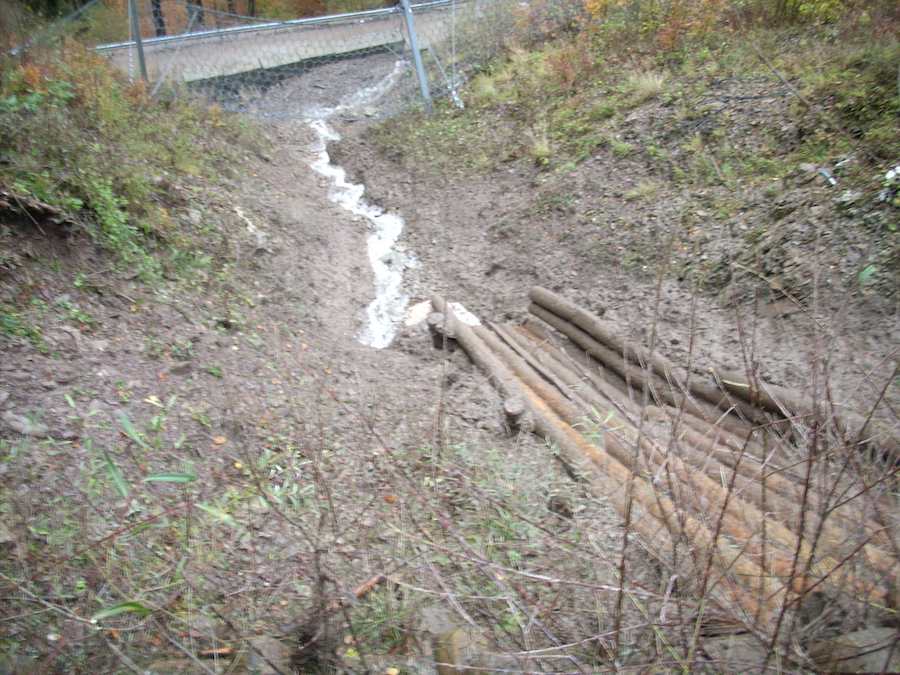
[624,70,666,104]
[0,303,44,349]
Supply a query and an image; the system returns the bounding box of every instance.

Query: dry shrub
[625,69,666,102]
[545,37,596,91]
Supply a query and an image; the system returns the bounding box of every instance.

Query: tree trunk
[151,0,166,36]
[193,0,205,27]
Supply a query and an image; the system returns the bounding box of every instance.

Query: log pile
[430,288,899,638]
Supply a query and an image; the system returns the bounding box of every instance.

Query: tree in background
[190,0,205,27]
[150,0,166,34]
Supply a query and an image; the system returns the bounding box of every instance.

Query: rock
[760,299,800,318]
[253,230,271,253]
[418,605,516,675]
[88,399,107,415]
[247,635,292,674]
[187,208,202,226]
[834,155,855,172]
[168,361,192,376]
[836,190,862,209]
[703,634,766,671]
[810,627,900,673]
[91,339,111,352]
[2,411,49,437]
[0,390,9,408]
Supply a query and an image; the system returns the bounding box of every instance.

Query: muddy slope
[332,91,899,426]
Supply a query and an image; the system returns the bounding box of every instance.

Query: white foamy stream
[305,61,414,349]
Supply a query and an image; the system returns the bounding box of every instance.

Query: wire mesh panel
[9,0,575,119]
[117,4,403,82]
[404,0,521,105]
[82,0,529,114]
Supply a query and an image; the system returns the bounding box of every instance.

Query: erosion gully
[304,59,416,349]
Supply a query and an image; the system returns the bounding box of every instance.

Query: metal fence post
[399,0,432,113]
[128,0,149,81]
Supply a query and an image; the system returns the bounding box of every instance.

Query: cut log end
[427,312,457,350]
[504,396,526,433]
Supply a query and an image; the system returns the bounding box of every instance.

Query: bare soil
[1,55,631,673]
[1,51,897,672]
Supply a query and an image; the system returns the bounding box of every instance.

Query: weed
[589,101,617,121]
[0,303,45,350]
[624,180,660,201]
[528,119,552,166]
[169,339,194,361]
[624,71,666,104]
[54,298,95,329]
[610,138,634,158]
[469,73,503,107]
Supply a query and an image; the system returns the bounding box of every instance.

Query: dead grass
[625,70,667,104]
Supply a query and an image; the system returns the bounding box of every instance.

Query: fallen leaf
[383,494,397,504]
[212,436,227,445]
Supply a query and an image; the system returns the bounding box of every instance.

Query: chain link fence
[6,0,582,116]
[113,0,525,114]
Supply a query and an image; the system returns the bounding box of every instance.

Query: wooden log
[437,297,896,619]
[480,310,884,612]
[509,323,641,421]
[427,312,456,350]
[658,405,779,469]
[530,286,683,383]
[503,396,526,433]
[716,369,900,459]
[491,323,589,408]
[613,422,896,602]
[431,295,782,628]
[529,302,756,439]
[487,316,893,602]
[646,407,896,560]
[530,286,773,428]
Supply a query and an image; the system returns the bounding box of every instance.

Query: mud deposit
[297,60,413,348]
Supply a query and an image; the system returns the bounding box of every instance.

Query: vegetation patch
[0,41,259,279]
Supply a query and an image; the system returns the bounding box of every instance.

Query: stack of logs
[428,287,898,634]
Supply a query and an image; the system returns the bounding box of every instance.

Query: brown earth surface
[1,52,897,672]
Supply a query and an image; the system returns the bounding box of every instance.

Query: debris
[817,167,837,186]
